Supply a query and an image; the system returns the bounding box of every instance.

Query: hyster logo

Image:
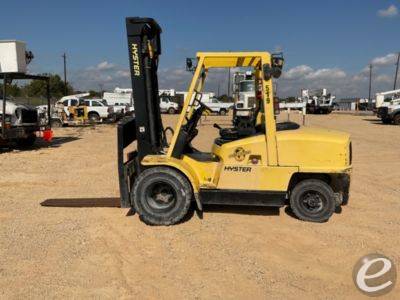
[224,166,252,172]
[131,43,140,76]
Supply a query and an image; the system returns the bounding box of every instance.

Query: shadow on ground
[203,205,280,216]
[40,198,282,224]
[362,118,392,125]
[41,197,120,208]
[0,136,80,153]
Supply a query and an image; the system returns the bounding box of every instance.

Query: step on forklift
[118,17,352,225]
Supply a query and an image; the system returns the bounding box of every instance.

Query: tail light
[41,130,53,142]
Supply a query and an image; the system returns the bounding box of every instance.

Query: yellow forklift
[118,17,352,225]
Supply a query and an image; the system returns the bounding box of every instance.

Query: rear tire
[219,109,227,116]
[168,108,176,114]
[51,119,63,128]
[15,134,36,149]
[382,118,392,124]
[132,167,192,225]
[290,179,335,223]
[88,112,100,122]
[393,114,400,125]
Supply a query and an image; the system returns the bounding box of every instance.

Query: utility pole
[62,53,67,96]
[217,83,220,97]
[394,52,400,90]
[368,64,373,110]
[99,83,104,96]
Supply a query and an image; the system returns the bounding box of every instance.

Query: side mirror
[186,57,197,72]
[263,53,285,80]
[25,50,34,65]
[263,64,273,81]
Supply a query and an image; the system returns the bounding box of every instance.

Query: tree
[217,94,234,102]
[88,90,101,98]
[0,83,22,97]
[22,74,73,99]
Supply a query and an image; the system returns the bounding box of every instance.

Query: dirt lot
[0,113,399,299]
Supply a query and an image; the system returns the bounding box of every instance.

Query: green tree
[22,74,73,99]
[88,90,101,98]
[0,83,22,97]
[217,94,234,102]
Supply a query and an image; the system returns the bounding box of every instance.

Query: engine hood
[276,127,351,172]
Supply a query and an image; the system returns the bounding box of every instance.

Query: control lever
[213,123,222,130]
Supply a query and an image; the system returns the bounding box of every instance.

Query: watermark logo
[353,253,397,297]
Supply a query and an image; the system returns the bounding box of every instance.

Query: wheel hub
[301,192,323,212]
[146,182,176,211]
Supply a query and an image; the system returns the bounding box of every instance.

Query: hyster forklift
[118,17,352,225]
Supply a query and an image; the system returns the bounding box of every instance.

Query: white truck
[375,89,400,124]
[56,94,114,122]
[232,72,257,118]
[301,89,335,114]
[103,88,134,114]
[104,87,179,114]
[83,99,114,121]
[159,94,179,114]
[202,97,233,115]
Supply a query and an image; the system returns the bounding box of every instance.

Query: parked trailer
[0,41,52,147]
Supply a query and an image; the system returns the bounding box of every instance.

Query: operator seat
[214,121,300,146]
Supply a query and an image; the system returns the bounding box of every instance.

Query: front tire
[290,179,335,223]
[168,107,176,114]
[382,118,392,124]
[132,167,192,225]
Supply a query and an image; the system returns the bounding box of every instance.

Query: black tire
[382,118,392,124]
[15,134,36,148]
[393,114,400,125]
[168,107,176,114]
[219,109,227,116]
[51,119,63,128]
[132,167,192,225]
[88,112,100,122]
[290,179,335,223]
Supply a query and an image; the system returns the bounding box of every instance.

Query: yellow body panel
[276,127,351,173]
[141,154,219,192]
[142,51,351,196]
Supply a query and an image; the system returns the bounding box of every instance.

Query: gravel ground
[0,113,399,299]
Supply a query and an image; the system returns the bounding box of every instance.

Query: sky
[0,0,399,98]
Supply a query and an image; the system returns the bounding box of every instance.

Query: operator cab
[170,52,296,156]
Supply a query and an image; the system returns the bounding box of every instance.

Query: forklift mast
[126,17,164,158]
